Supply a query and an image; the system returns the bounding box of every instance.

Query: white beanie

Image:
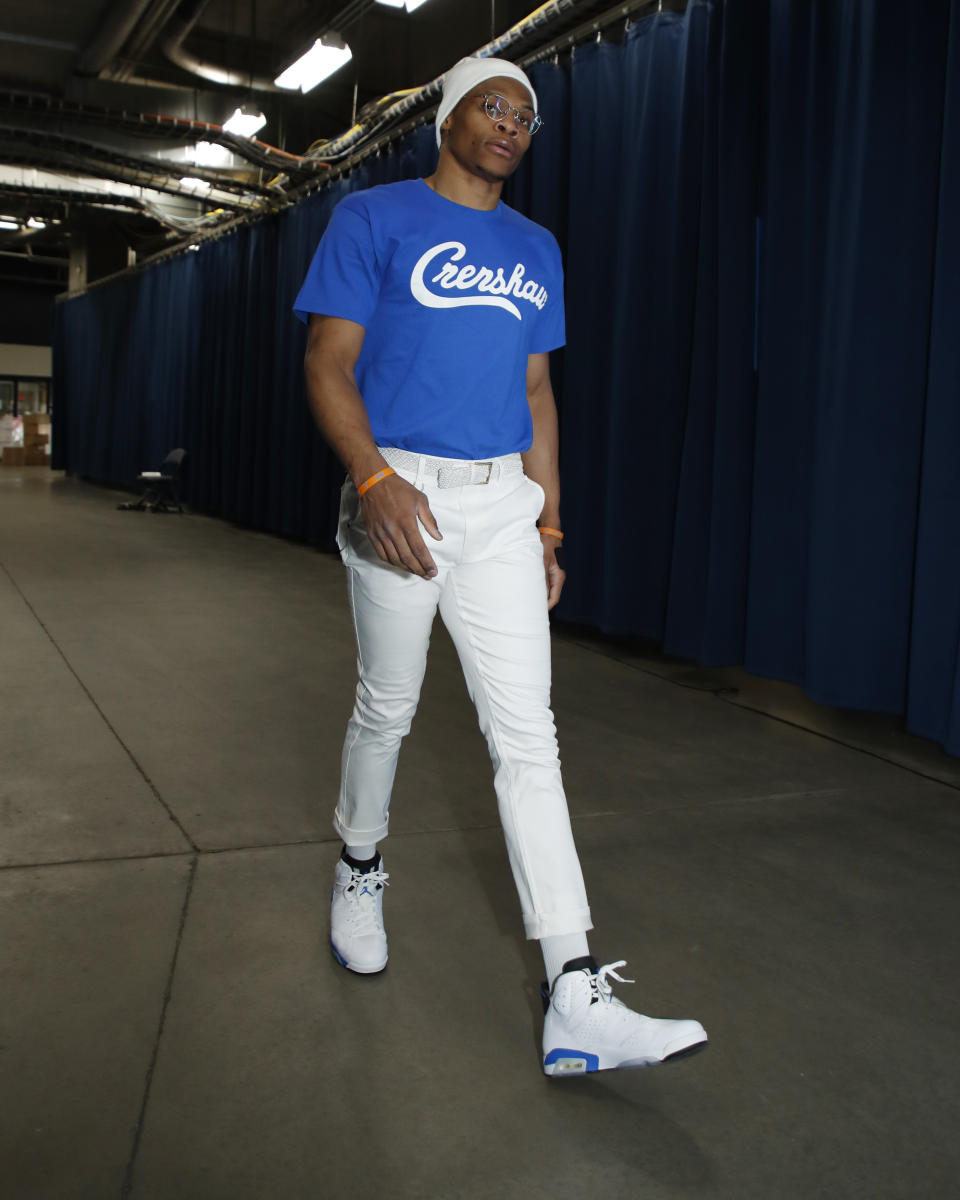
[435,56,537,148]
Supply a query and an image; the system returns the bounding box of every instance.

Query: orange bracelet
[537,526,564,541]
[356,466,396,497]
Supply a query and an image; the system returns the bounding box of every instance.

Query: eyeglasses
[480,93,543,136]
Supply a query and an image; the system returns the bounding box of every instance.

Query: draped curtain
[53,0,960,755]
[746,0,958,753]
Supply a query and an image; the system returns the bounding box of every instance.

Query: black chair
[118,448,187,513]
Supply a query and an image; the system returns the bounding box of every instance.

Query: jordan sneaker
[542,956,707,1076]
[329,855,389,974]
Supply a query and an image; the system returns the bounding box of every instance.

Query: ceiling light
[375,0,432,10]
[223,108,267,138]
[179,177,211,191]
[27,217,46,229]
[193,140,233,167]
[0,218,18,230]
[274,36,352,92]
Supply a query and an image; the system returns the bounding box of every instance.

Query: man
[294,55,707,1076]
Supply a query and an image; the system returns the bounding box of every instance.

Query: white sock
[540,931,591,989]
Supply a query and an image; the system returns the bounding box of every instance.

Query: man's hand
[361,473,442,578]
[539,532,565,610]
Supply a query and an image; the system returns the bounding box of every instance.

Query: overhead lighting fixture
[274,35,352,93]
[26,217,46,229]
[179,177,211,191]
[193,140,233,167]
[222,107,267,138]
[375,0,432,10]
[0,217,18,230]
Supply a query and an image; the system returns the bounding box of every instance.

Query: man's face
[441,75,537,183]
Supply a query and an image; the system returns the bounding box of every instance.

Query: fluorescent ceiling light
[375,0,432,10]
[0,218,18,229]
[274,37,352,92]
[222,108,267,138]
[27,217,46,229]
[193,140,233,167]
[179,177,211,191]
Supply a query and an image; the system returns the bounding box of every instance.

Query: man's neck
[424,154,503,211]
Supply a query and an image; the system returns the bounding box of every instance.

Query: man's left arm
[521,351,566,611]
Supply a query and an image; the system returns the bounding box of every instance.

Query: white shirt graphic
[410,241,549,321]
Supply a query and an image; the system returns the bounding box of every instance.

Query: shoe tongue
[561,955,598,976]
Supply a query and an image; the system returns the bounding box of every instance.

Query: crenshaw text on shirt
[410,240,549,321]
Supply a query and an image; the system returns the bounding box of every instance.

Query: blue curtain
[906,0,960,751]
[746,0,956,741]
[532,3,760,668]
[53,0,960,756]
[52,128,439,548]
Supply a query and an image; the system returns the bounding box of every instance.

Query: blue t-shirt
[293,178,565,460]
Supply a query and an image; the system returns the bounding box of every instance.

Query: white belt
[379,446,523,489]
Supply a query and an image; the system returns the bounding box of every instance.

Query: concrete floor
[2,467,959,1200]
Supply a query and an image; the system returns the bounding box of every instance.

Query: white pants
[334,449,593,940]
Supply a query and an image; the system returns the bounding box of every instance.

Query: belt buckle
[477,461,493,485]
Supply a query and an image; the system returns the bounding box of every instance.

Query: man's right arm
[304,313,442,578]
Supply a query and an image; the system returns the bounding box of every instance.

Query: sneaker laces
[342,869,389,934]
[591,960,635,1004]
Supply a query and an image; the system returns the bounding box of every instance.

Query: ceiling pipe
[160,0,282,91]
[116,0,184,80]
[160,0,379,93]
[75,0,156,76]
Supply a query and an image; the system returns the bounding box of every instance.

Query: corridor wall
[53,0,960,756]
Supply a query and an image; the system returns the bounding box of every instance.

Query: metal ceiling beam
[0,32,77,52]
[0,92,315,177]
[0,250,70,265]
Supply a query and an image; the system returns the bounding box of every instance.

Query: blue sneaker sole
[543,1037,708,1076]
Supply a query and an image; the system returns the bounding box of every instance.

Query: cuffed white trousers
[334,449,593,940]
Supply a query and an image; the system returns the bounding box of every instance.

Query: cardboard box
[1,447,26,465]
[24,450,48,466]
[24,434,49,446]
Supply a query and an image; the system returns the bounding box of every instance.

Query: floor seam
[717,695,960,793]
[120,853,198,1200]
[559,632,960,794]
[0,562,199,851]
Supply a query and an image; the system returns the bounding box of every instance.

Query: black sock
[340,847,380,873]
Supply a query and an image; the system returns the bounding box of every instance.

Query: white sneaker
[329,856,389,974]
[542,957,707,1076]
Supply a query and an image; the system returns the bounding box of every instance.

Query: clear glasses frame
[480,93,543,136]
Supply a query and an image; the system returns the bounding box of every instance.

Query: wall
[0,343,52,376]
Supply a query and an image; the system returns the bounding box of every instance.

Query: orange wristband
[356,466,396,497]
[537,526,564,541]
